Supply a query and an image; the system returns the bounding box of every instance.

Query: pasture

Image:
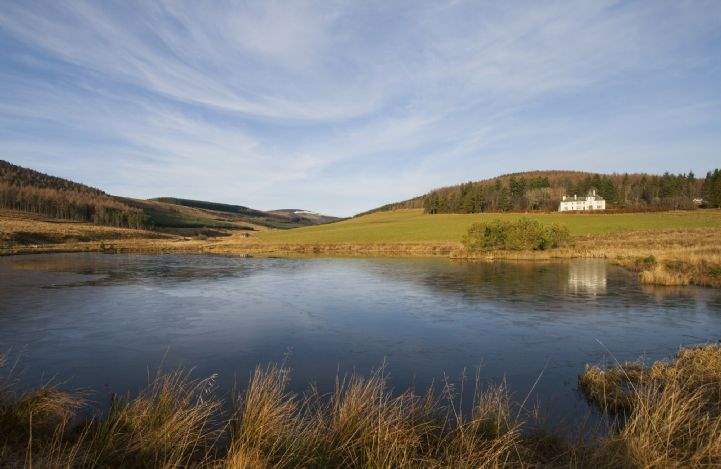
[257,208,721,245]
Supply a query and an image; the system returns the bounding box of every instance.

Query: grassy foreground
[2,344,721,468]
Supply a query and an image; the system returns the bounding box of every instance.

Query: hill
[150,198,340,229]
[258,208,721,245]
[0,160,104,195]
[362,169,717,215]
[0,160,147,228]
[0,160,337,231]
[267,209,340,226]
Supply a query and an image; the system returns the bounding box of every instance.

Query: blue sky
[1,1,720,216]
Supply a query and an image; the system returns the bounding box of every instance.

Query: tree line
[703,169,721,209]
[416,170,721,214]
[0,160,148,228]
[0,183,148,228]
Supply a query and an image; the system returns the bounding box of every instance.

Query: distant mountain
[150,198,339,229]
[0,160,337,230]
[268,209,340,226]
[361,169,708,215]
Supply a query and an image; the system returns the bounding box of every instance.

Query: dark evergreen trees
[0,160,149,228]
[703,169,721,208]
[406,170,710,214]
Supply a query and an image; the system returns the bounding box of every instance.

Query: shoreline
[2,209,720,288]
[3,236,720,289]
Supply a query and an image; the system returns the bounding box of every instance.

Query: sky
[1,1,720,216]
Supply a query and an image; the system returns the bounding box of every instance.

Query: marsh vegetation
[2,344,720,467]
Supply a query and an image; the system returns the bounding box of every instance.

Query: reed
[225,365,550,468]
[2,346,721,467]
[580,344,721,467]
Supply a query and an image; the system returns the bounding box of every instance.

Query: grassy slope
[119,198,262,230]
[257,208,721,244]
[147,198,339,229]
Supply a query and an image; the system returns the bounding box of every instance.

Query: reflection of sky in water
[1,253,720,427]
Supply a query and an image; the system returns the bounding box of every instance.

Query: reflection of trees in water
[4,253,111,274]
[450,261,572,296]
[640,285,721,309]
[1,253,270,287]
[368,258,631,301]
[369,259,576,300]
[365,258,719,316]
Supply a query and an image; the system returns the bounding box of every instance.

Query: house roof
[562,191,604,202]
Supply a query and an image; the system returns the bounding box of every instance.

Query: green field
[257,209,721,244]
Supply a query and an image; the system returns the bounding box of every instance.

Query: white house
[558,190,606,212]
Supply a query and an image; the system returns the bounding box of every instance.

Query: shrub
[462,218,570,252]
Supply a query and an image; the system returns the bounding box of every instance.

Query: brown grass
[3,345,721,467]
[0,358,221,468]
[457,228,721,288]
[580,344,721,467]
[224,365,553,468]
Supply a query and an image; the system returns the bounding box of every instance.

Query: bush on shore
[462,218,571,252]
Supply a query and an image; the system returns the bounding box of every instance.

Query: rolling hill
[0,160,337,231]
[150,198,340,229]
[361,169,709,215]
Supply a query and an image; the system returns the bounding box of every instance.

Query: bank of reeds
[579,344,721,467]
[1,357,569,467]
[0,363,221,467]
[3,344,721,467]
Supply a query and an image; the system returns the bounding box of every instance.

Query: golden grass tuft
[78,370,222,467]
[225,365,563,468]
[639,264,691,286]
[580,344,721,467]
[0,367,222,468]
[226,364,319,469]
[2,345,721,467]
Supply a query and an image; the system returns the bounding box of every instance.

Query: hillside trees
[0,160,149,228]
[704,169,721,208]
[413,171,706,214]
[0,183,148,228]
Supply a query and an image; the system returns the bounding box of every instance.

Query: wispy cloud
[1,0,720,215]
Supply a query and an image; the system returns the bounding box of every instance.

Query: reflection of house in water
[568,260,607,295]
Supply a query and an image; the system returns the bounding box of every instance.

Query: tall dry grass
[0,360,568,468]
[580,344,721,467]
[0,364,221,468]
[3,345,721,467]
[224,365,559,468]
[75,370,222,467]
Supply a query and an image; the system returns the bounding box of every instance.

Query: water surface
[1,253,720,424]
